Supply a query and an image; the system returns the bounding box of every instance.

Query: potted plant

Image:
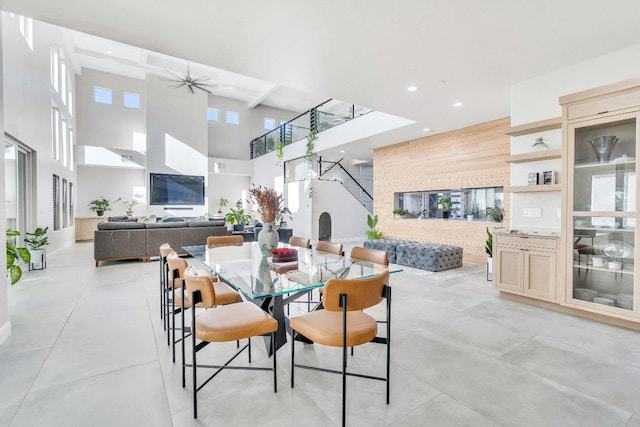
[486,227,493,280]
[248,184,284,249]
[436,196,453,218]
[465,206,474,221]
[88,197,112,216]
[24,226,48,270]
[393,208,408,219]
[7,230,30,285]
[225,207,251,231]
[365,214,383,240]
[120,193,143,216]
[217,197,229,214]
[276,207,292,229]
[486,206,504,222]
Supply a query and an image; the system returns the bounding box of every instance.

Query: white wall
[312,180,369,242]
[208,96,298,160]
[509,43,640,232]
[0,15,9,346]
[2,14,76,251]
[76,166,146,217]
[76,68,145,150]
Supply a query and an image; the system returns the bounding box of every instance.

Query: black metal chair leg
[273,331,277,393]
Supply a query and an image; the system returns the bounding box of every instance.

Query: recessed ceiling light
[339,150,346,153]
[422,128,431,132]
[453,102,463,107]
[407,86,417,92]
[106,50,113,55]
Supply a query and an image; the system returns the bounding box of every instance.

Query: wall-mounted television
[149,173,205,205]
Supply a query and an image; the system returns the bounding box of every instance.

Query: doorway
[319,212,331,241]
[5,135,33,237]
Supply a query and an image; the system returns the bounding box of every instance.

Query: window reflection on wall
[394,187,504,221]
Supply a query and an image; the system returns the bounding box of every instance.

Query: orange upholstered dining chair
[290,270,391,427]
[288,236,311,249]
[315,240,344,256]
[159,243,174,330]
[350,246,389,267]
[185,273,278,419]
[207,235,244,246]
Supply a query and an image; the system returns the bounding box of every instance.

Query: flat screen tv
[149,173,205,205]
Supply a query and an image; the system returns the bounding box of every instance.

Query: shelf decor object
[589,135,619,163]
[530,137,550,152]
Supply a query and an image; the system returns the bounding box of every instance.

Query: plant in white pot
[485,227,493,280]
[24,226,48,270]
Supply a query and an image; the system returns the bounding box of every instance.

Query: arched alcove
[319,212,331,241]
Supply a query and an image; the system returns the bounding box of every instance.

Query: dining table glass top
[182,242,397,301]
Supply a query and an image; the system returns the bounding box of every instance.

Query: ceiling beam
[247,83,279,109]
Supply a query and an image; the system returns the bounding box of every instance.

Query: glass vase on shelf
[529,137,549,152]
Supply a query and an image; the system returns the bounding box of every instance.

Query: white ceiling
[4,0,640,160]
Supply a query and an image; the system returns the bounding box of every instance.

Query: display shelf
[506,184,561,193]
[575,160,635,169]
[504,149,562,164]
[572,263,635,275]
[574,226,635,233]
[504,117,562,136]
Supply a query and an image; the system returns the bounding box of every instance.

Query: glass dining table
[182,242,399,353]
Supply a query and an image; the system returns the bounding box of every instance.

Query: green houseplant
[88,197,112,216]
[7,230,30,285]
[24,226,48,270]
[120,194,143,216]
[365,214,383,240]
[225,207,251,231]
[393,208,408,219]
[217,197,229,214]
[486,206,504,222]
[436,196,453,218]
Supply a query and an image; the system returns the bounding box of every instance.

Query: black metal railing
[249,100,372,159]
[319,158,373,212]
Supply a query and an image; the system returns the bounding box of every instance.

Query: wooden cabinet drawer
[568,91,640,120]
[495,234,557,251]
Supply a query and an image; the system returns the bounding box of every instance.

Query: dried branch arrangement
[248,184,283,223]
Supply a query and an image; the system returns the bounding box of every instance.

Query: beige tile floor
[2,242,640,426]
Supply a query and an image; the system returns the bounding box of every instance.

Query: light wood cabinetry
[75,217,104,242]
[561,77,640,323]
[494,234,558,301]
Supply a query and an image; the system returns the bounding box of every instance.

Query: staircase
[319,158,373,213]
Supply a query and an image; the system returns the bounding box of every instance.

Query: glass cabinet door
[570,113,638,312]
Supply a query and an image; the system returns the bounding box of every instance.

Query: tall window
[50,47,59,92]
[51,107,60,160]
[60,60,67,105]
[69,182,75,226]
[62,179,68,228]
[61,119,68,167]
[53,174,60,231]
[69,128,74,171]
[19,16,33,50]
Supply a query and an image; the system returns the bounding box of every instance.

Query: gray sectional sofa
[364,239,463,272]
[94,220,228,266]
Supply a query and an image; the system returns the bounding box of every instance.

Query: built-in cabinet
[75,217,104,242]
[494,233,557,301]
[561,77,640,322]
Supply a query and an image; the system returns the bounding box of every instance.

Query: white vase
[467,214,474,222]
[258,222,279,250]
[29,249,46,270]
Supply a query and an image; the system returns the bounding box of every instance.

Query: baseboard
[0,321,12,346]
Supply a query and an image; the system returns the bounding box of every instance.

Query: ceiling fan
[166,63,216,94]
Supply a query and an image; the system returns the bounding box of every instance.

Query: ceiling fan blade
[194,84,212,94]
[188,85,194,94]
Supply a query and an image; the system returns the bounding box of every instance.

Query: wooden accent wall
[373,117,511,264]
